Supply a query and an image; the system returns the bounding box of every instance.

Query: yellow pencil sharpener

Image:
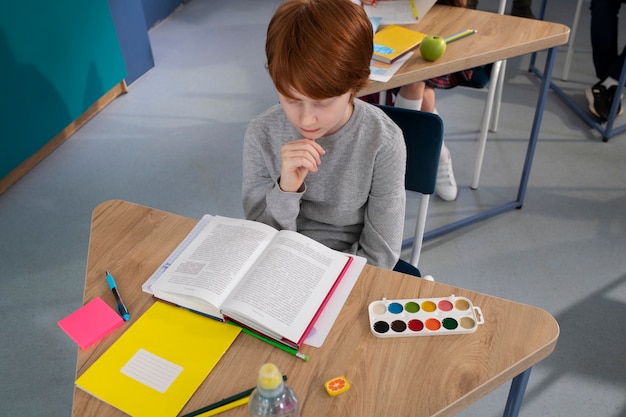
[324,376,350,397]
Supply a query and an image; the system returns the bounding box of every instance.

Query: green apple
[420,35,446,62]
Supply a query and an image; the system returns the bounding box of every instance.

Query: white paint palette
[368,295,484,338]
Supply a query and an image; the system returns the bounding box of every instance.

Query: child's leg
[394,82,425,111]
[421,85,436,113]
[432,111,457,201]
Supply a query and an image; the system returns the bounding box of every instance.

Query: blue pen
[105,271,130,321]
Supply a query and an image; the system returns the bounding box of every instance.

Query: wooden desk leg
[502,368,532,417]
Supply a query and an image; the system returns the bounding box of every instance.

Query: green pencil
[228,321,309,361]
[444,29,477,44]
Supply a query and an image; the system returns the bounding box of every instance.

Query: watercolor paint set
[368,295,484,338]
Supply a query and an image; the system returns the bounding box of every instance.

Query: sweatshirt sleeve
[242,112,302,231]
[354,120,406,270]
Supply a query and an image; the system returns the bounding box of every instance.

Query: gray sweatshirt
[242,99,406,269]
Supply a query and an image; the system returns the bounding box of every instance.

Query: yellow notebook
[75,301,241,417]
[373,24,427,64]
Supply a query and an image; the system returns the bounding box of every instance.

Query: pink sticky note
[58,297,124,349]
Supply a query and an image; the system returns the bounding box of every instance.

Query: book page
[150,216,278,316]
[221,230,350,344]
[142,214,214,294]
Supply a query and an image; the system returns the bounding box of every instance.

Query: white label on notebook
[120,348,183,393]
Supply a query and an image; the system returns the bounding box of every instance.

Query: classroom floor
[1,0,625,416]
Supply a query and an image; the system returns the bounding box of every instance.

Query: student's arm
[242,113,303,231]
[354,123,406,270]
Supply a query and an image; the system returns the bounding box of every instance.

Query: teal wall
[0,0,127,179]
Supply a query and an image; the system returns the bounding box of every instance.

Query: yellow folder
[75,301,241,417]
[373,24,427,64]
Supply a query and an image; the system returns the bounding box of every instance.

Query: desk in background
[72,200,559,417]
[359,5,570,241]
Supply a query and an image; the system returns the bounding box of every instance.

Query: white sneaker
[436,155,458,201]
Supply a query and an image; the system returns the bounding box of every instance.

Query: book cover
[373,24,427,64]
[58,297,124,349]
[75,301,241,417]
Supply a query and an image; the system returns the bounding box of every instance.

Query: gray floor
[1,0,625,416]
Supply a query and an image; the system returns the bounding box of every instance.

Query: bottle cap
[257,363,283,390]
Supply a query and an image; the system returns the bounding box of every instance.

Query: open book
[145,215,355,349]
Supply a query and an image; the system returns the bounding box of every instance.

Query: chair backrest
[375,105,443,194]
[375,104,443,270]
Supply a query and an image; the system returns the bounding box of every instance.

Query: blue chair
[376,105,444,276]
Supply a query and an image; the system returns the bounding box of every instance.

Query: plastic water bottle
[248,363,298,417]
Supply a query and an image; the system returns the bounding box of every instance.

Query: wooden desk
[360,5,569,96]
[360,6,570,241]
[72,200,559,417]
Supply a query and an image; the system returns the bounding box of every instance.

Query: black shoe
[585,82,624,123]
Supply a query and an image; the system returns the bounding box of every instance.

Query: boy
[242,0,406,269]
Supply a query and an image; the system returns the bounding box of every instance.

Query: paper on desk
[304,254,366,347]
[120,348,183,393]
[364,0,437,24]
[58,297,124,349]
[369,52,413,83]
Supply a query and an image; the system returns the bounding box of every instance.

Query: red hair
[266,0,373,100]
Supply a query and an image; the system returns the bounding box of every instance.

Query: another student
[242,0,407,270]
[360,0,485,202]
[585,0,625,122]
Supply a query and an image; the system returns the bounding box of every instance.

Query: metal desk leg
[530,0,626,141]
[516,46,557,204]
[502,368,532,417]
[530,65,626,141]
[424,46,558,241]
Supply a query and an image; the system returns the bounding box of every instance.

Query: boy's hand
[279,138,326,192]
